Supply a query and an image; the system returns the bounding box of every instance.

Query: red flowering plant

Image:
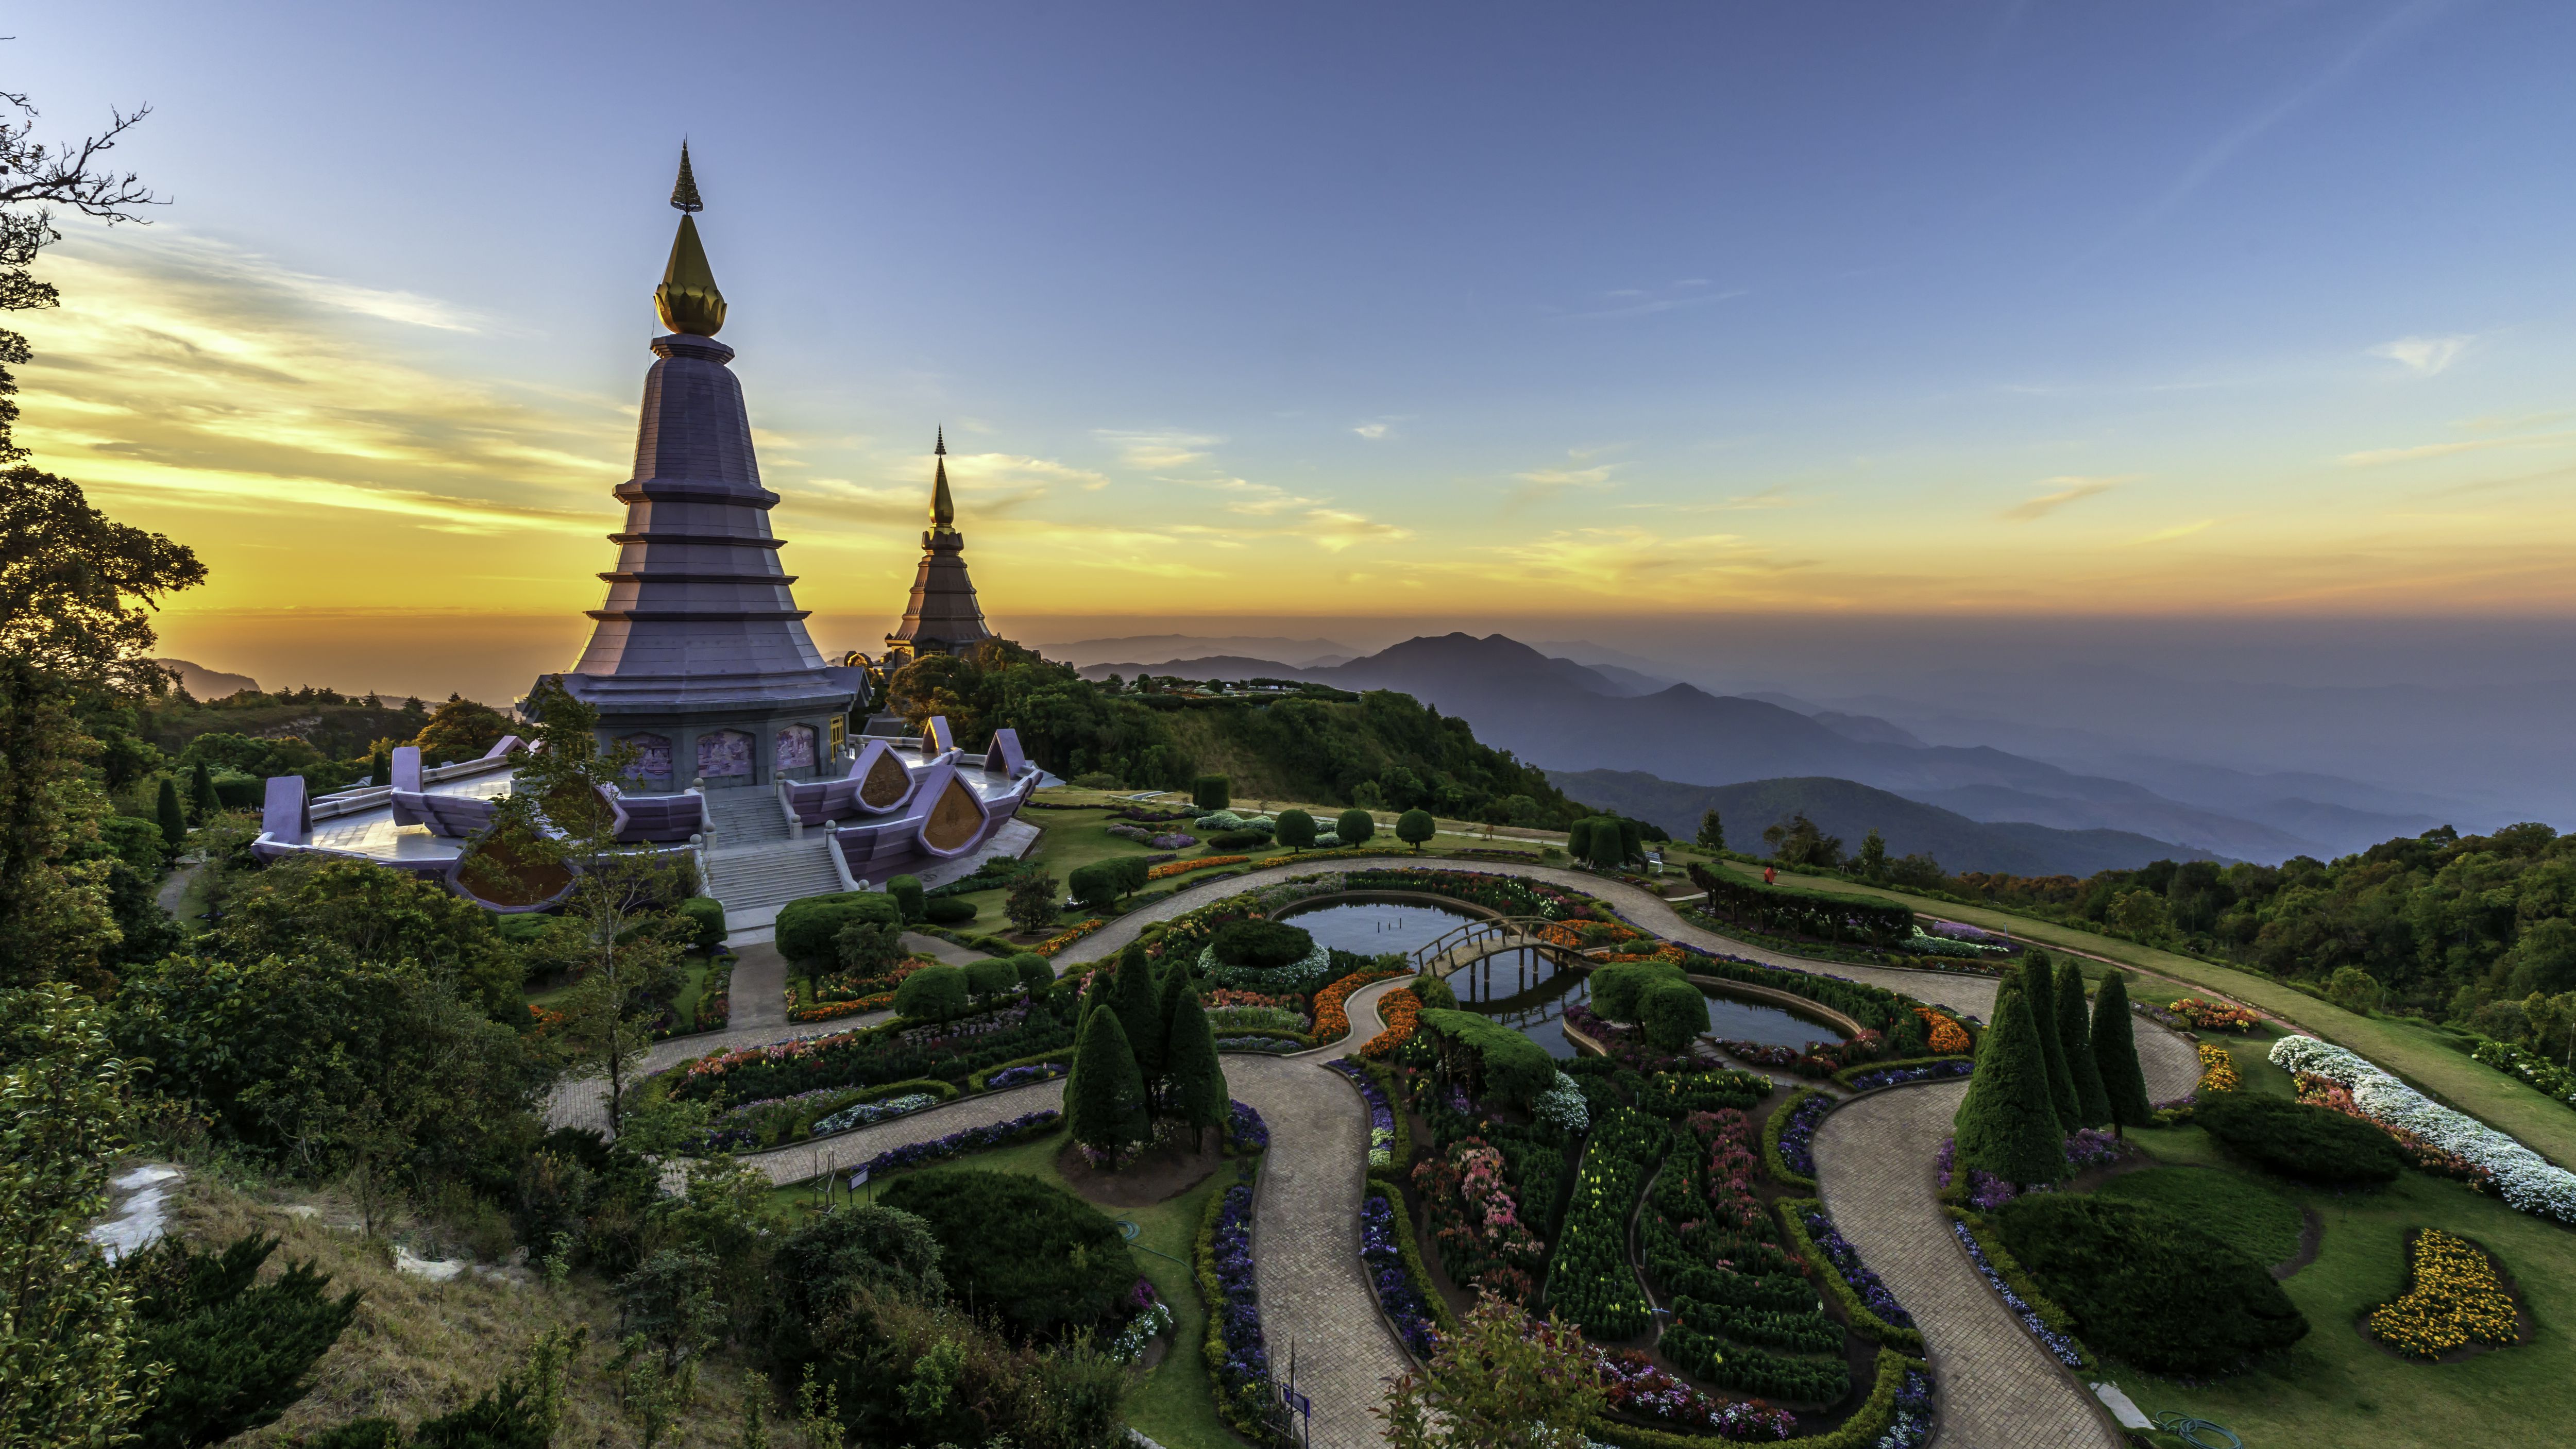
[2296,1071,2494,1187]
[1411,1137,1549,1302]
[2172,996,2261,1032]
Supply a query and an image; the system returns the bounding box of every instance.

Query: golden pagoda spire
[653,144,725,336]
[930,428,957,534]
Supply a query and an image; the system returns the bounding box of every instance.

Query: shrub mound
[1208,919,1314,969]
[1990,1193,2308,1374]
[2194,1093,2406,1185]
[776,890,904,967]
[875,1168,1140,1338]
[923,897,977,925]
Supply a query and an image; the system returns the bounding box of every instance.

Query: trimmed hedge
[1988,1193,2307,1375]
[922,897,977,925]
[1686,863,1913,947]
[1659,1325,1848,1402]
[1543,1108,1666,1338]
[878,1169,1139,1337]
[1765,1088,1828,1190]
[1830,1054,1973,1092]
[1418,1008,1558,1108]
[2194,1092,2406,1185]
[775,890,903,967]
[964,1050,1073,1093]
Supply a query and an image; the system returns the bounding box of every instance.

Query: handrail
[1409,916,1596,973]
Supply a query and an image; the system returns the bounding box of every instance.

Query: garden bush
[2194,1092,2406,1185]
[1990,1193,2308,1374]
[892,964,970,1020]
[1193,774,1230,810]
[1637,976,1707,1051]
[1336,808,1375,847]
[875,1169,1141,1338]
[1418,1008,1558,1107]
[885,874,926,922]
[1209,829,1267,850]
[922,897,977,925]
[962,956,1018,1000]
[675,896,725,952]
[776,890,904,967]
[1589,961,1679,1022]
[1209,919,1315,970]
[1010,953,1055,995]
[1684,863,1913,946]
[1543,1107,1666,1338]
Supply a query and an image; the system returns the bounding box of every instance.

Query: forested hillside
[889,639,1592,826]
[1944,824,2576,1031]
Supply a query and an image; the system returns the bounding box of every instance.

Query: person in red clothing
[1762,865,1776,885]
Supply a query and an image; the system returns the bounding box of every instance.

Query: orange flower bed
[1916,1007,1971,1055]
[526,1003,567,1034]
[792,992,893,1023]
[1600,942,1687,966]
[1313,967,1410,1044]
[1362,987,1422,1058]
[1147,854,1252,881]
[1035,918,1108,957]
[2172,997,2260,1032]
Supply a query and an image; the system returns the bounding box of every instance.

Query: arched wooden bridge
[1408,915,1607,978]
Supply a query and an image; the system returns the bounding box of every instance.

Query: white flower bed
[2270,1035,2576,1225]
[1535,1071,1590,1134]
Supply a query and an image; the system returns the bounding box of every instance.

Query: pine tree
[2021,952,2082,1133]
[189,757,219,821]
[155,776,186,849]
[2056,957,2111,1128]
[2091,972,2157,1134]
[1066,1008,1148,1162]
[1951,975,2068,1188]
[1112,944,1166,1106]
[1696,808,1724,852]
[1163,986,1228,1150]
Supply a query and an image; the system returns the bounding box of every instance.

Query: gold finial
[670,141,704,213]
[931,432,957,533]
[653,145,725,336]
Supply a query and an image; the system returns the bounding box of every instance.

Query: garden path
[734,1075,1070,1186]
[730,941,789,1031]
[541,1005,892,1133]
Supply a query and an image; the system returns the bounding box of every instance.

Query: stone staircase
[698,787,843,923]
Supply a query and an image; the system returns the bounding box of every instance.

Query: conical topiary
[1163,986,1229,1150]
[1067,1006,1149,1162]
[2022,952,2082,1133]
[2057,957,2111,1128]
[1113,943,1166,1094]
[2092,972,2157,1133]
[1952,974,2069,1188]
[189,757,219,820]
[156,776,187,849]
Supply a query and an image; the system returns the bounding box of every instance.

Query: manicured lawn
[1687,856,2576,1170]
[774,1126,1247,1449]
[2094,1165,2306,1266]
[2091,1124,2576,1449]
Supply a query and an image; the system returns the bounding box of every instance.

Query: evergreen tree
[2056,957,2111,1128]
[1336,808,1375,848]
[1696,808,1724,852]
[188,757,219,821]
[1951,975,2067,1187]
[1065,1007,1148,1162]
[1112,944,1166,1101]
[2091,972,2157,1134]
[155,776,186,849]
[2021,952,2082,1132]
[1856,829,1887,881]
[1275,808,1316,853]
[1397,808,1436,853]
[1162,987,1228,1150]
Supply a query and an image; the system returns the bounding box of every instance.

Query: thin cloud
[1301,508,1411,552]
[2130,519,2217,545]
[1569,281,1748,322]
[1094,429,1218,469]
[2341,429,2570,466]
[1509,461,1617,508]
[2369,334,2471,376]
[1352,422,1391,440]
[2001,476,2130,522]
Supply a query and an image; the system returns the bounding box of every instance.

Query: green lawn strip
[1688,859,2576,1169]
[2095,1134,2576,1449]
[768,1126,1242,1448]
[669,957,710,1030]
[2091,1167,2304,1266]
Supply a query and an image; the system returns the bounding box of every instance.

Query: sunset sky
[14,1,2576,700]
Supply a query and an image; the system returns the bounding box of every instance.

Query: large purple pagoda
[544,144,864,790]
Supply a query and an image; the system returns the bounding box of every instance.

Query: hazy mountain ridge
[1071,631,2376,865]
[1550,769,2220,877]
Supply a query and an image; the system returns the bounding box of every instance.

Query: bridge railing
[1408,916,1599,973]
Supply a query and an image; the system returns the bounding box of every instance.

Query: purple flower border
[1359,1193,1440,1357]
[1952,1220,2083,1367]
[1799,1208,1916,1330]
[845,1109,1059,1185]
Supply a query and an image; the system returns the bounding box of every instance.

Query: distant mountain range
[1550,770,2218,877]
[1074,631,2442,869]
[156,658,262,700]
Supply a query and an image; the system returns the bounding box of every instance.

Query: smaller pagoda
[882,428,996,666]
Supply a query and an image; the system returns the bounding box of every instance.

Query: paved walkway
[155,861,201,917]
[902,931,987,966]
[730,941,789,1032]
[738,1076,1071,1185]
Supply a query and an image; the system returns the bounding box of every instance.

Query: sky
[13,0,2576,703]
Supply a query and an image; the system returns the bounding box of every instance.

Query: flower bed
[2471,1039,2576,1107]
[1148,854,1251,881]
[1107,1293,1175,1364]
[2195,1041,2241,1093]
[2291,1072,2489,1184]
[791,992,893,1023]
[1226,1099,1269,1155]
[1914,1007,1970,1055]
[2272,1034,2576,1222]
[1636,1070,1773,1120]
[981,1062,1064,1091]
[816,956,933,1003]
[2172,996,2260,1032]
[1361,986,1422,1058]
[1313,966,1409,1042]
[1196,1176,1276,1440]
[1208,987,1294,1010]
[2366,1229,2524,1359]
[1208,1004,1311,1035]
[1341,865,1602,920]
[1545,1107,1667,1338]
[810,1090,937,1136]
[1766,1089,1829,1188]
[1412,1136,1548,1302]
[1778,1201,1920,1353]
[1216,1035,1306,1054]
[1657,1326,1848,1403]
[1033,918,1108,956]
[846,1108,1060,1182]
[698,957,733,1031]
[1327,1058,1401,1169]
[1590,1347,1793,1441]
[1951,1220,2085,1368]
[675,1010,1074,1103]
[1361,1191,1447,1356]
